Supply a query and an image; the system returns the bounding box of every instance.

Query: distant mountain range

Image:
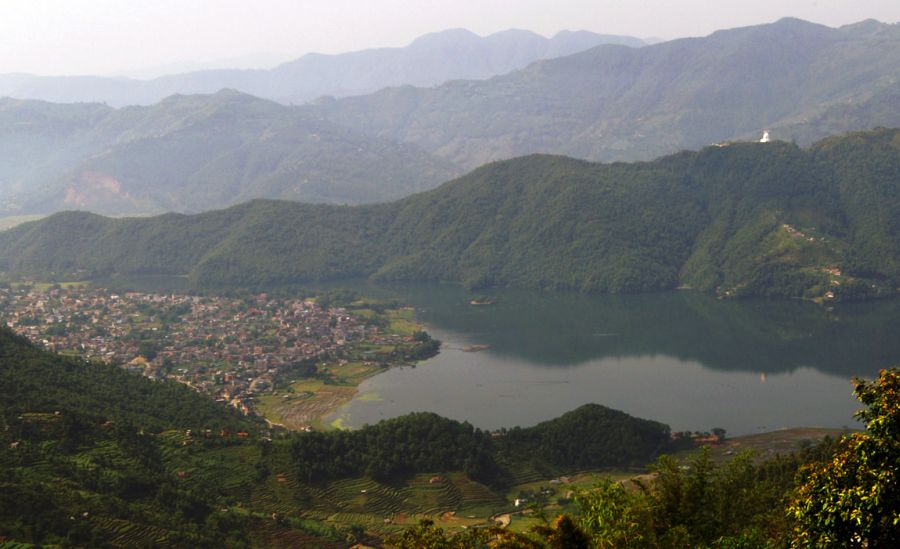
[0,29,646,107]
[0,91,460,215]
[307,18,900,168]
[111,52,297,80]
[3,128,898,301]
[1,18,899,219]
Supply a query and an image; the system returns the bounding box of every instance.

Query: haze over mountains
[309,18,900,168]
[3,9,900,547]
[0,18,899,219]
[0,29,646,107]
[0,91,460,215]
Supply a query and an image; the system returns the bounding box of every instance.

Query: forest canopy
[2,129,899,301]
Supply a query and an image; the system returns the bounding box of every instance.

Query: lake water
[97,276,900,436]
[319,283,900,435]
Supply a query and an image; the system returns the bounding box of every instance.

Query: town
[0,284,430,420]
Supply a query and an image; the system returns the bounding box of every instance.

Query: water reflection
[94,276,900,434]
[323,282,899,377]
[314,282,898,434]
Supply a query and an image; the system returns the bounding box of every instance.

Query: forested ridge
[2,128,900,300]
[0,326,258,546]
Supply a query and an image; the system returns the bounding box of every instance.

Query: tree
[137,341,159,361]
[789,368,900,547]
[387,519,491,549]
[574,480,655,548]
[532,515,591,549]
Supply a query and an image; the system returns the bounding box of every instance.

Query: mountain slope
[0,99,113,213]
[0,91,460,215]
[0,327,251,432]
[307,18,900,169]
[0,29,645,107]
[2,128,898,300]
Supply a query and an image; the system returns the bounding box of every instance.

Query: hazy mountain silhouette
[0,29,645,107]
[0,91,460,215]
[308,18,900,168]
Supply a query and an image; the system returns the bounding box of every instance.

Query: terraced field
[256,382,358,430]
[319,478,406,515]
[136,429,549,542]
[449,472,508,514]
[249,520,346,549]
[0,541,34,549]
[242,463,510,537]
[501,458,548,486]
[91,518,171,548]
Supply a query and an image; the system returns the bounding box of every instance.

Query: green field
[320,360,385,385]
[385,308,419,336]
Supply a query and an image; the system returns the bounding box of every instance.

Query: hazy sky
[2,0,899,76]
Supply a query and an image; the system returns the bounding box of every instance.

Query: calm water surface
[319,283,900,435]
[100,276,900,436]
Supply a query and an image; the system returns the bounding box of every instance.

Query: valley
[0,319,686,546]
[1,267,893,547]
[2,127,899,547]
[1,8,899,547]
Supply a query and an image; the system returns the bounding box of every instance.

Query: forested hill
[308,18,900,168]
[0,91,460,216]
[2,128,900,300]
[0,326,251,432]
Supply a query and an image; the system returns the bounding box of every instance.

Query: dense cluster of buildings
[0,285,396,412]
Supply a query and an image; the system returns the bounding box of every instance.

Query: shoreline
[252,305,437,431]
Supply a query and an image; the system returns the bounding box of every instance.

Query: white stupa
[760,130,771,143]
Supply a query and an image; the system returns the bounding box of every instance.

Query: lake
[97,276,900,436]
[318,283,900,435]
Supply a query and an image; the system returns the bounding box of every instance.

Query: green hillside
[498,404,671,470]
[2,128,899,300]
[0,327,252,432]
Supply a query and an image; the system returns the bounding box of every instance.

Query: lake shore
[253,304,435,431]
